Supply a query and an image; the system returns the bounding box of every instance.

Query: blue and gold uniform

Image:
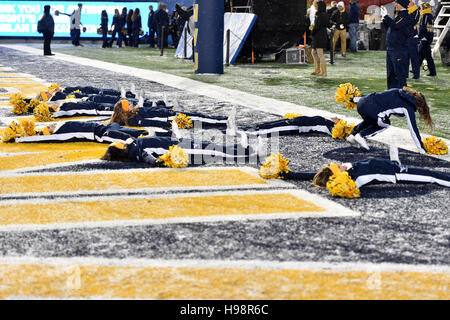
[351,88,426,153]
[383,0,414,88]
[418,3,436,76]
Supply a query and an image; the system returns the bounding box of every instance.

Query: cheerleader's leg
[395,167,450,187]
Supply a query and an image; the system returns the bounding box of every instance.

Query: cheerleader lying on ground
[101,121,263,167]
[1,119,151,144]
[105,99,229,130]
[258,147,450,198]
[226,108,355,143]
[336,84,433,154]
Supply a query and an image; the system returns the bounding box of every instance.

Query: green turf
[49,44,450,139]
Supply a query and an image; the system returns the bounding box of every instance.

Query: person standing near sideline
[109,9,120,47]
[147,5,157,48]
[155,3,169,49]
[117,7,127,47]
[71,3,83,46]
[311,1,329,76]
[381,0,413,89]
[331,1,349,57]
[131,8,142,48]
[126,9,134,47]
[37,5,55,56]
[348,0,359,53]
[100,10,108,48]
[418,2,437,77]
[407,0,421,79]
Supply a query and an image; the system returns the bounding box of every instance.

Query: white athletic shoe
[346,135,360,149]
[238,130,248,148]
[171,120,182,140]
[120,87,126,99]
[354,133,370,150]
[389,145,401,164]
[130,83,136,95]
[138,95,144,108]
[226,106,237,136]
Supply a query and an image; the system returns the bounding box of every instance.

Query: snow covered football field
[0,44,449,300]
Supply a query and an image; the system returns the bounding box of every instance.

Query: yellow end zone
[0,262,447,299]
[0,169,266,194]
[0,193,324,227]
[0,83,48,98]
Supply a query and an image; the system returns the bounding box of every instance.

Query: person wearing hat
[330,1,349,57]
[37,5,55,56]
[380,0,414,89]
[407,0,421,79]
[418,2,437,77]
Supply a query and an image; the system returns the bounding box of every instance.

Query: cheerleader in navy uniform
[62,86,135,98]
[14,121,149,144]
[417,2,436,77]
[346,87,432,153]
[101,122,262,166]
[106,99,228,130]
[311,157,450,191]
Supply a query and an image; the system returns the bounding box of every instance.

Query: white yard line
[1,44,449,162]
[1,256,448,274]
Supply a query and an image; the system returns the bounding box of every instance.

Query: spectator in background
[148,5,157,48]
[117,7,127,47]
[348,0,359,53]
[126,9,134,47]
[331,1,349,57]
[109,9,120,47]
[155,3,169,49]
[381,0,413,88]
[408,0,421,79]
[311,1,329,76]
[100,10,108,48]
[131,8,142,48]
[37,5,55,56]
[327,1,338,20]
[169,11,180,48]
[71,3,83,46]
[418,2,437,77]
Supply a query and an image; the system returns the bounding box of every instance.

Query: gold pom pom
[18,119,36,137]
[157,145,189,168]
[28,98,40,110]
[174,113,193,129]
[9,92,29,114]
[284,113,302,120]
[326,171,360,198]
[422,136,448,155]
[47,83,60,93]
[1,125,17,142]
[258,153,290,179]
[65,94,76,99]
[34,102,54,122]
[335,83,361,110]
[332,119,355,140]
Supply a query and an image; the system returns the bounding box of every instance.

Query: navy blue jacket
[383,10,413,50]
[54,101,115,117]
[37,13,54,34]
[155,9,169,29]
[148,10,157,28]
[132,15,142,31]
[409,6,420,36]
[418,13,434,44]
[349,4,359,24]
[128,106,175,128]
[101,16,108,30]
[357,88,425,153]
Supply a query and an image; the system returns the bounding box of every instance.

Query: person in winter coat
[348,0,360,53]
[131,8,142,47]
[346,87,432,154]
[126,9,134,46]
[109,9,120,47]
[311,1,329,76]
[147,5,157,48]
[330,1,349,57]
[418,2,437,77]
[381,0,414,88]
[117,7,127,47]
[100,10,108,48]
[37,5,55,56]
[155,3,169,48]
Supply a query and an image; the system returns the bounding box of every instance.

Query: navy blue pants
[407,36,420,78]
[386,48,408,89]
[419,40,437,76]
